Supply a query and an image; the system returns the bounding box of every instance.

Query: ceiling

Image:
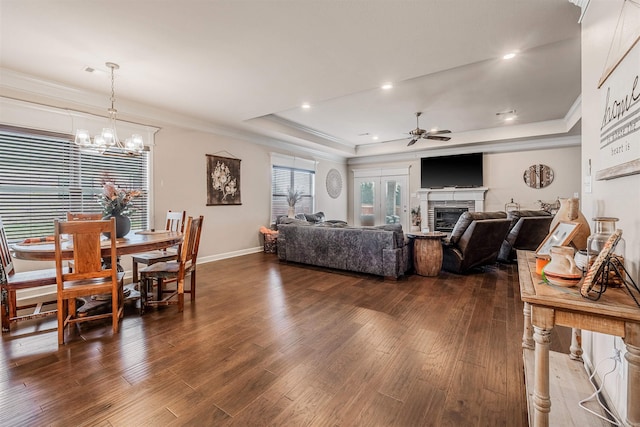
[0,0,583,160]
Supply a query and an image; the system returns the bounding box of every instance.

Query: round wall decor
[523,164,554,189]
[326,168,342,199]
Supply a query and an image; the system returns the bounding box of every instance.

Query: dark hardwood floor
[1,253,570,426]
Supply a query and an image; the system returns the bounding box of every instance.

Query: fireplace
[417,187,488,233]
[434,207,468,232]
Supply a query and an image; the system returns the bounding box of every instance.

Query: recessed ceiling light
[381,83,393,90]
[504,116,515,122]
[503,52,517,60]
[430,128,438,133]
[372,135,379,140]
[301,103,311,109]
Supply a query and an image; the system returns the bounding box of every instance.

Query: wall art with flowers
[207,154,241,205]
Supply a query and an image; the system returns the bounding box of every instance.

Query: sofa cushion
[449,211,507,245]
[276,216,310,228]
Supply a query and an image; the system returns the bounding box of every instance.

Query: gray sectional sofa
[276,221,410,279]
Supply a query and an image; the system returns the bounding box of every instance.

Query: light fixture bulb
[75,130,91,146]
[301,103,311,109]
[381,83,393,90]
[503,52,516,60]
[73,62,144,155]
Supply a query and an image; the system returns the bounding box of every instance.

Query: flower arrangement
[211,161,238,201]
[97,181,140,216]
[287,187,303,207]
[411,205,421,227]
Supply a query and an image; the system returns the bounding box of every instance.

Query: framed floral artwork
[207,154,241,205]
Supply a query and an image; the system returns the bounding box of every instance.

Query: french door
[353,168,409,229]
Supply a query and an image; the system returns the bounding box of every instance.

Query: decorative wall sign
[326,168,342,199]
[206,154,241,205]
[597,0,640,88]
[596,11,640,180]
[523,164,554,188]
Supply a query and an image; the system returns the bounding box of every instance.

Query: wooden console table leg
[522,302,534,349]
[532,306,555,427]
[533,325,552,427]
[570,328,583,361]
[625,323,640,427]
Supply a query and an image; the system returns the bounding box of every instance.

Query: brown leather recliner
[442,211,511,274]
[498,210,554,262]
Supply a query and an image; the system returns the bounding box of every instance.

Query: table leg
[522,302,534,349]
[533,325,552,427]
[570,328,583,361]
[625,323,640,427]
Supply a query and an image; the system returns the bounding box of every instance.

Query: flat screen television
[420,153,484,188]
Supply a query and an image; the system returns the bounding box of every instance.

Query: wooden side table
[407,232,447,276]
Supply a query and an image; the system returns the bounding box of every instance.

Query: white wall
[152,126,348,262]
[347,146,582,223]
[580,0,640,418]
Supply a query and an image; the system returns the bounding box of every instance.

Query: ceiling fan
[407,112,451,146]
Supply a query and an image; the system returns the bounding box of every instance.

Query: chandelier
[74,62,144,155]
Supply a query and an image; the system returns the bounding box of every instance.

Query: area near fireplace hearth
[417,187,489,233]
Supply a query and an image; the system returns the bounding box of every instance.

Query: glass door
[354,175,408,228]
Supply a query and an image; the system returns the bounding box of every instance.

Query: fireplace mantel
[417,187,489,231]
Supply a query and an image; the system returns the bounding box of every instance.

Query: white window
[271,154,315,222]
[0,125,149,241]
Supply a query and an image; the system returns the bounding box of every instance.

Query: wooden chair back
[55,219,118,283]
[66,212,103,221]
[166,210,186,232]
[179,215,204,269]
[0,216,15,277]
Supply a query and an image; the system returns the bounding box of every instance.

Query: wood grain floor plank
[1,253,533,426]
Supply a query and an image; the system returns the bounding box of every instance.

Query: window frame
[270,154,316,223]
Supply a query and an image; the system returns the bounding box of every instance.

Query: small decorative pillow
[304,212,325,223]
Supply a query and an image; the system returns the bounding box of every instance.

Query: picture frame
[580,229,623,298]
[535,221,582,257]
[206,154,241,206]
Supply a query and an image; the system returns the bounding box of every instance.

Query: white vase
[287,206,295,218]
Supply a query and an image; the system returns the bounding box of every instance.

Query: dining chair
[1,216,60,333]
[54,218,124,345]
[131,210,186,284]
[66,212,103,221]
[139,215,203,314]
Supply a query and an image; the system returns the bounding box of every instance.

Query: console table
[517,250,640,427]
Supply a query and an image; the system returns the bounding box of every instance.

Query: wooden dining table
[11,230,183,261]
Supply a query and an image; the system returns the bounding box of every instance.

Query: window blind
[271,165,315,222]
[0,126,149,242]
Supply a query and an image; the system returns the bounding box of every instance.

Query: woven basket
[263,233,277,253]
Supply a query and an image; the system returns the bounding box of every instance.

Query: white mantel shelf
[417,187,489,231]
[417,187,488,201]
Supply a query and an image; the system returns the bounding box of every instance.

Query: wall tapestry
[207,154,241,205]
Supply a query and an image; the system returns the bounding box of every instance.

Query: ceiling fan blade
[407,138,418,146]
[426,135,452,142]
[427,129,452,135]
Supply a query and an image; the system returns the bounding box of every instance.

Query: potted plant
[410,206,421,232]
[97,181,140,237]
[286,187,303,218]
